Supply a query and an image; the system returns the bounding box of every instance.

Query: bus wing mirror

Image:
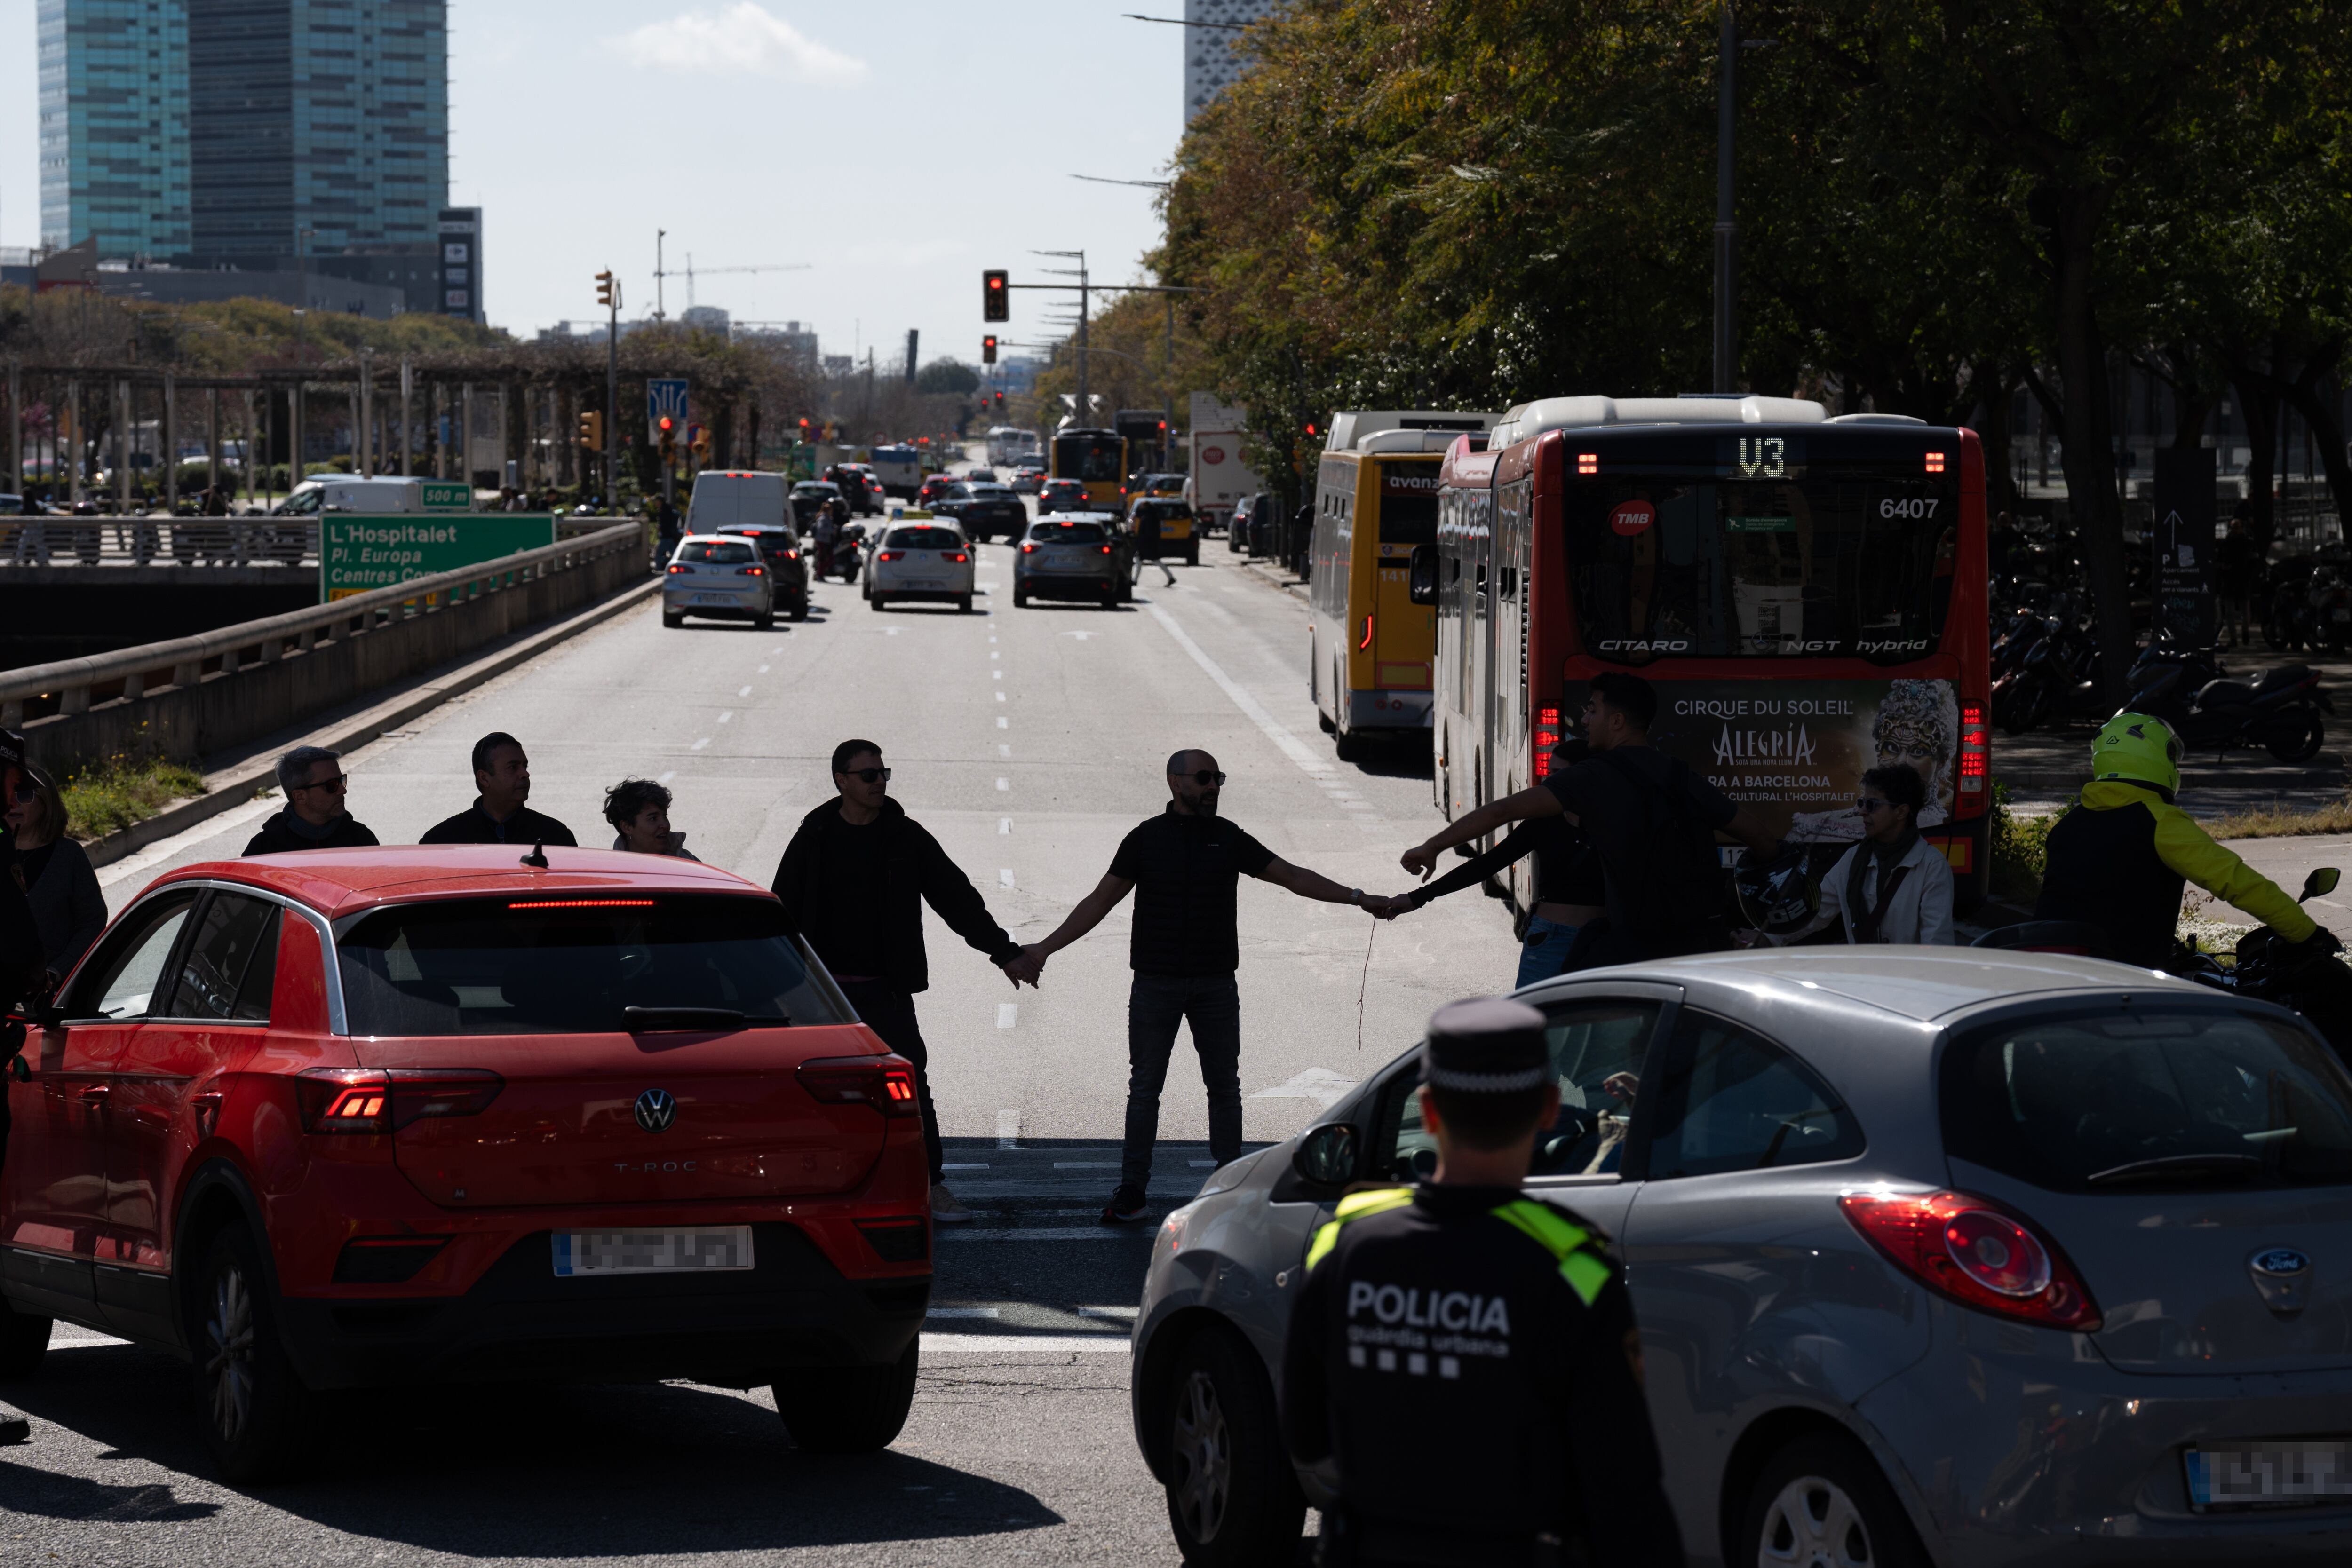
[1408,544,1439,605]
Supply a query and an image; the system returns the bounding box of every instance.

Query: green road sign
[321,514,556,601]
[417,481,474,512]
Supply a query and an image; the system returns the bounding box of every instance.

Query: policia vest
[1278,1185,1684,1568]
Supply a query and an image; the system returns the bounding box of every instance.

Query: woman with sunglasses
[1743,765,1955,946]
[243,745,381,855]
[6,757,106,982]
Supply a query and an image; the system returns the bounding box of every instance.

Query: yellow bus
[1308,410,1495,759]
[1051,428,1129,512]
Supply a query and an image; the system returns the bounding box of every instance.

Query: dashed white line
[717,712,733,725]
[998,818,1012,834]
[1053,1161,1119,1170]
[997,1002,1018,1029]
[996,777,1009,791]
[997,716,1008,728]
[691,738,711,751]
[999,744,1011,757]
[999,868,1016,887]
[992,670,1003,680]
[1077,1305,1139,1320]
[941,1162,990,1172]
[757,664,771,673]
[995,692,1005,702]
[737,685,752,697]
[657,771,675,784]
[927,1307,1001,1320]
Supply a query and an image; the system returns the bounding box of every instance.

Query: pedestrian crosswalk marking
[999,868,1016,887]
[996,777,1009,790]
[1251,1067,1361,1108]
[997,716,1009,728]
[999,818,1011,833]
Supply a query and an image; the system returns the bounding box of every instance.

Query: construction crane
[652,231,810,315]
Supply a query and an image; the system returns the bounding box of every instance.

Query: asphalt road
[19,489,1518,1563]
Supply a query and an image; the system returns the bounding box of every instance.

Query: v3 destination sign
[321,515,556,601]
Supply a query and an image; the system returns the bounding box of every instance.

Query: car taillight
[1533,706,1561,777]
[739,565,764,576]
[1840,1188,2100,1331]
[784,548,799,560]
[296,1069,504,1134]
[1022,542,1037,553]
[666,563,688,574]
[876,550,902,562]
[1959,702,1988,797]
[946,551,969,562]
[797,1055,921,1117]
[1100,544,1112,554]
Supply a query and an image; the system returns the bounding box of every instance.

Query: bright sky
[0,0,1189,364]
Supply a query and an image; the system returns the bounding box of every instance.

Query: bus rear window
[1379,462,1440,546]
[1567,475,1956,663]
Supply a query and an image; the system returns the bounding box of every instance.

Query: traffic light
[595,270,615,309]
[982,334,998,364]
[798,416,811,443]
[658,414,676,463]
[690,425,712,462]
[578,410,603,450]
[994,391,1006,409]
[983,269,1008,322]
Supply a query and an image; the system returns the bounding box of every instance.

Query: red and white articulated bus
[1429,394,1991,914]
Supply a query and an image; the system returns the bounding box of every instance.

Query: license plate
[904,579,943,588]
[2186,1441,2352,1509]
[551,1226,755,1276]
[693,594,735,605]
[1048,552,1084,568]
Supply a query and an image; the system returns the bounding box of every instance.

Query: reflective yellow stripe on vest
[1490,1198,1613,1307]
[1304,1186,1414,1272]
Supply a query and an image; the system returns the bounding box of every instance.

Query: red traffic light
[983,269,1009,322]
[659,416,675,432]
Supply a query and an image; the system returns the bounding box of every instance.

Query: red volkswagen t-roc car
[0,847,931,1481]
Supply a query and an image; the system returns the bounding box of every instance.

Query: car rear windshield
[335,895,846,1036]
[886,527,962,550]
[720,528,794,552]
[1030,522,1105,543]
[1941,1006,2352,1191]
[969,486,1015,499]
[677,541,755,564]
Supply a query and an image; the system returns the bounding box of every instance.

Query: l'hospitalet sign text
[321,515,556,601]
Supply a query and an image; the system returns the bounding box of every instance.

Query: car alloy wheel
[1169,1367,1233,1544]
[1744,1433,1923,1568]
[1758,1472,1875,1567]
[205,1255,258,1445]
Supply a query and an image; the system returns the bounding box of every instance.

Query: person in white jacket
[1751,765,1955,946]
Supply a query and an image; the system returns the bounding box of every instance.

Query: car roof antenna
[520,840,549,869]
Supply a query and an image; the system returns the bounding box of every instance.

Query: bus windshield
[1055,434,1125,483]
[1567,469,1956,665]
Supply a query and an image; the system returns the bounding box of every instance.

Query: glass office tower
[37,0,193,257]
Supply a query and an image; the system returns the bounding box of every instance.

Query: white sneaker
[930,1182,974,1224]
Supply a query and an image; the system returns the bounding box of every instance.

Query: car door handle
[78,1085,111,1105]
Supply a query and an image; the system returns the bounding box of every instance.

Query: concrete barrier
[4,523,648,775]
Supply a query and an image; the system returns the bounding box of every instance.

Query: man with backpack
[1401,672,1780,967]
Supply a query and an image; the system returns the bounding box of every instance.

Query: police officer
[1280,998,1682,1567]
[2037,713,2337,967]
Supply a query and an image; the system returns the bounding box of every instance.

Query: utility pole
[398,355,413,476]
[597,269,621,507]
[1712,3,1738,394]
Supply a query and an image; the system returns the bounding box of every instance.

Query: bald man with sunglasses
[1011,750,1374,1223]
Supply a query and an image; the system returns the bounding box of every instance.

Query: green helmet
[2093,712,2183,795]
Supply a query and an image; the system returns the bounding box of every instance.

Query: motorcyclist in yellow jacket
[2037,713,2333,967]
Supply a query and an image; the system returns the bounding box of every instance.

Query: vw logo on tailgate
[633,1088,677,1133]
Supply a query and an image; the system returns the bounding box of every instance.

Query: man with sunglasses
[1011,750,1375,1224]
[772,739,1031,1226]
[243,746,382,855]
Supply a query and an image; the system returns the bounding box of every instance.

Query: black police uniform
[1280,1000,1683,1568]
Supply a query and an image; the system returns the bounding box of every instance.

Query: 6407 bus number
[1878,497,1940,519]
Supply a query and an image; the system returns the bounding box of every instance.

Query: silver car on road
[1131,950,2352,1567]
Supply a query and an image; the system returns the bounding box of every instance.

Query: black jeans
[1121,973,1243,1193]
[837,980,943,1184]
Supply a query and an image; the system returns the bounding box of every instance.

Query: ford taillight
[798,1055,921,1117]
[1840,1188,2100,1331]
[297,1069,504,1134]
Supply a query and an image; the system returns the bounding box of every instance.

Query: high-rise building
[38,0,193,257]
[1184,0,1276,121]
[40,0,452,296]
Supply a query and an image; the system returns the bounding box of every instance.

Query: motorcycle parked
[2122,635,2331,764]
[1994,593,2101,734]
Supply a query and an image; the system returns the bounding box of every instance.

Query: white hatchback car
[866,514,976,613]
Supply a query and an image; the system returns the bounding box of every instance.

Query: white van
[684,470,798,533]
[272,476,478,516]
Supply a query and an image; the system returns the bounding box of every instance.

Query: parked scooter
[1994,593,2100,734]
[2121,634,2332,763]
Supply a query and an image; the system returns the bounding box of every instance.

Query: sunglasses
[840,767,891,784]
[1854,796,1893,812]
[1173,769,1227,787]
[296,774,349,793]
[8,784,36,804]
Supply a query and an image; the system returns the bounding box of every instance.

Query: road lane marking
[999,744,1011,757]
[996,692,1005,702]
[997,716,1008,728]
[996,777,1009,790]
[657,771,675,784]
[691,738,711,751]
[997,1002,1018,1028]
[737,685,752,697]
[999,868,1016,887]
[1053,1161,1119,1169]
[1251,1067,1361,1107]
[758,664,771,673]
[997,1109,1021,1148]
[935,1232,1136,1245]
[991,650,1000,660]
[717,712,733,725]
[927,1307,1001,1319]
[1077,1306,1139,1320]
[1144,601,1329,777]
[942,1162,990,1171]
[923,1332,1131,1348]
[999,818,1011,833]
[992,670,1002,680]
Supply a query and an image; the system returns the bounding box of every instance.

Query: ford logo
[2252,1247,2312,1277]
[633,1088,677,1133]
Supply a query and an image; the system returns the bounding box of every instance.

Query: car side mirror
[2304,867,2341,901]
[1408,544,1439,605]
[1293,1122,1359,1187]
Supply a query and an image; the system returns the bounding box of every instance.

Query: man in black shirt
[771,739,1029,1225]
[245,746,381,855]
[1402,672,1777,967]
[1281,997,1683,1567]
[1012,749,1374,1222]
[420,732,579,848]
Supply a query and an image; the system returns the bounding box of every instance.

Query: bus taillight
[1359,615,1374,650]
[1960,703,1988,796]
[1534,707,1562,777]
[1925,451,1947,473]
[1577,452,1598,475]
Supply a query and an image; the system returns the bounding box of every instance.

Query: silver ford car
[1130,950,2352,1566]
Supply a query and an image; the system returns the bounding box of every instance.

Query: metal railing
[0,523,645,728]
[1,512,624,569]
